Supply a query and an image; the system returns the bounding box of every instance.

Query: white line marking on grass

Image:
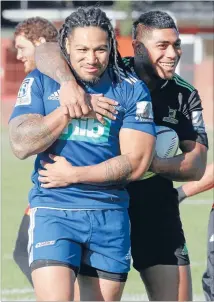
[121,294,206,301]
[182,199,212,205]
[3,253,13,260]
[122,294,206,301]
[1,293,206,301]
[122,293,148,300]
[191,261,206,267]
[2,288,33,295]
[1,298,34,301]
[1,289,205,302]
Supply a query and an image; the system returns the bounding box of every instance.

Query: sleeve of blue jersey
[9,69,45,122]
[121,80,156,137]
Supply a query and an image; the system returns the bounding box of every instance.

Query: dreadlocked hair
[58,7,128,82]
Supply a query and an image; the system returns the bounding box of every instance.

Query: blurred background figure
[176,162,214,301]
[1,1,213,300]
[14,17,58,73]
[11,16,58,286]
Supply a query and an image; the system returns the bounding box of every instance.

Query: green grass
[1,129,213,300]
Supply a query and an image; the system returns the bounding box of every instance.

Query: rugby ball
[141,126,179,180]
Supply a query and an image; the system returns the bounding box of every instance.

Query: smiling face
[134,28,182,80]
[65,26,111,84]
[15,34,46,74]
[15,34,37,73]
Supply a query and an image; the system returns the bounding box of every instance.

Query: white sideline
[2,288,33,295]
[1,288,205,301]
[182,199,212,205]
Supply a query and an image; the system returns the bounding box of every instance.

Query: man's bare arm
[38,129,155,187]
[176,162,214,202]
[35,42,74,84]
[104,155,132,184]
[9,107,70,160]
[35,43,89,117]
[72,129,155,184]
[150,140,207,181]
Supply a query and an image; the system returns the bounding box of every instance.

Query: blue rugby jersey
[10,68,155,209]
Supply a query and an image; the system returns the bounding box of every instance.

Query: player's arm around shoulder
[9,70,70,160]
[35,42,72,84]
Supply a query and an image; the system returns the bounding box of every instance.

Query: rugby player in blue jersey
[12,16,122,288]
[36,10,208,301]
[9,7,155,301]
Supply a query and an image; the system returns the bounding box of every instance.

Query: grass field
[1,128,213,301]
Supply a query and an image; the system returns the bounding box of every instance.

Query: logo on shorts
[181,243,189,256]
[35,240,55,248]
[125,248,131,260]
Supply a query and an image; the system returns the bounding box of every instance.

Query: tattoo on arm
[104,155,133,185]
[55,67,75,83]
[35,43,74,84]
[9,114,55,159]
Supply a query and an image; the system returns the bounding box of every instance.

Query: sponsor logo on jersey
[60,118,111,143]
[15,78,34,106]
[35,240,55,248]
[48,90,60,100]
[163,106,178,124]
[135,101,154,122]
